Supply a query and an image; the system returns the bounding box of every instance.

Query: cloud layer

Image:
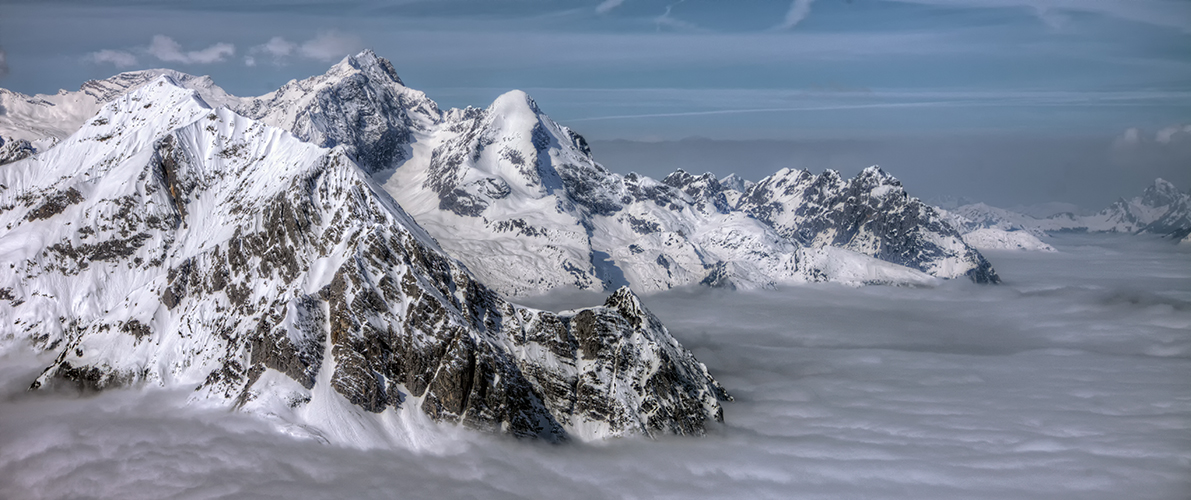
[2,235,1189,499]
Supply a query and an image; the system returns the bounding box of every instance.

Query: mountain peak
[331,49,404,86]
[1142,177,1182,207]
[489,89,541,117]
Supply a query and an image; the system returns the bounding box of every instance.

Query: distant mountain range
[945,178,1191,247]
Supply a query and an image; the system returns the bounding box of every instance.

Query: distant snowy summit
[947,178,1191,248]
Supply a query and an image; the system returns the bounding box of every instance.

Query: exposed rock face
[0,77,728,445]
[235,49,441,175]
[0,137,34,165]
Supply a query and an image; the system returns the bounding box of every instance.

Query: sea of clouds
[1,234,1189,499]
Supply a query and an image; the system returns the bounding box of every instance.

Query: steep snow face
[737,166,1000,283]
[0,77,728,446]
[0,69,236,144]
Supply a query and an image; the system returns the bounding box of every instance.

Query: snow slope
[0,76,728,447]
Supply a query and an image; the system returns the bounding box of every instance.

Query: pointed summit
[332,49,404,86]
[1142,178,1183,207]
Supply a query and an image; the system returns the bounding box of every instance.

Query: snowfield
[2,233,1188,499]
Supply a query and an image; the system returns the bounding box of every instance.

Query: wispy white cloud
[88,49,139,68]
[1114,127,1142,149]
[881,0,1191,31]
[147,35,235,64]
[260,36,299,58]
[596,0,626,14]
[244,33,363,66]
[246,36,300,66]
[654,1,701,31]
[1155,124,1191,144]
[298,32,364,62]
[776,0,815,30]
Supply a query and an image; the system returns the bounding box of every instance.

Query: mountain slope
[0,76,728,446]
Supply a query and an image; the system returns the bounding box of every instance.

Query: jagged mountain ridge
[237,51,992,291]
[1,50,997,294]
[0,76,728,446]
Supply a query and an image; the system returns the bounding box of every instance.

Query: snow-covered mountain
[735,166,1000,282]
[0,76,729,446]
[1,50,997,295]
[218,51,987,292]
[949,179,1191,243]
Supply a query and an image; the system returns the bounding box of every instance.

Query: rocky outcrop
[0,137,34,165]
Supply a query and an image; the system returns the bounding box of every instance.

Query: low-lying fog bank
[2,234,1189,499]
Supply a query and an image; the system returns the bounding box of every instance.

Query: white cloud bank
[1,234,1189,499]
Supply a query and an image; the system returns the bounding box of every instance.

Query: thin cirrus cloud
[595,0,626,14]
[776,0,815,30]
[879,0,1191,31]
[245,32,364,66]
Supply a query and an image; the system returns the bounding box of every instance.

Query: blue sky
[1,0,1189,206]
